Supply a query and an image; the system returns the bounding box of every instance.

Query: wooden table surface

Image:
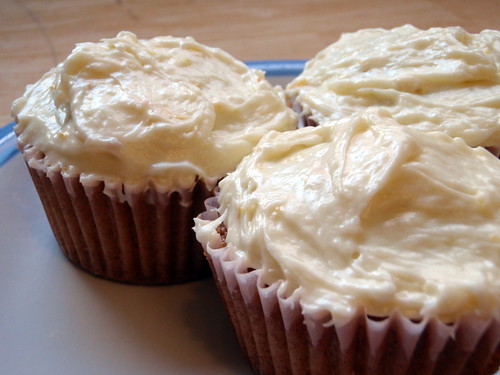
[1,0,499,127]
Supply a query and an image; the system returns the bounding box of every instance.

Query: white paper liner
[197,205,500,375]
[20,143,213,284]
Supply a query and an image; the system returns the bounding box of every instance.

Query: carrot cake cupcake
[12,31,297,284]
[195,109,500,375]
[287,25,500,154]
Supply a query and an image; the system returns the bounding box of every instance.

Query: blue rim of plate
[0,59,305,168]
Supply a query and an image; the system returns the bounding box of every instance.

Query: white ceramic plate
[3,60,498,375]
[0,61,304,375]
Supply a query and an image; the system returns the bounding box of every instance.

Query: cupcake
[287,25,500,155]
[11,31,297,284]
[195,110,500,375]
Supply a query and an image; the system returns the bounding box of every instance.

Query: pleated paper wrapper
[197,204,500,375]
[21,143,213,284]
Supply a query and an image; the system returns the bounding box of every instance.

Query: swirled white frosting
[12,31,297,196]
[196,110,500,324]
[287,25,500,148]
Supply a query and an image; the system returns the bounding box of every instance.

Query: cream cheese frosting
[287,25,500,149]
[195,110,500,325]
[12,31,297,196]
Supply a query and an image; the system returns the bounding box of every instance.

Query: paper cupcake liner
[22,146,212,284]
[197,204,500,375]
[285,98,317,129]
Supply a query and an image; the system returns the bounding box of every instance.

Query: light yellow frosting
[287,25,500,148]
[12,31,297,197]
[196,110,500,324]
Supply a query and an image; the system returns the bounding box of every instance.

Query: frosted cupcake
[12,31,297,284]
[287,25,500,155]
[195,110,500,375]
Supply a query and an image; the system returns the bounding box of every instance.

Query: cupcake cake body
[12,31,297,284]
[195,110,500,374]
[287,25,500,151]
